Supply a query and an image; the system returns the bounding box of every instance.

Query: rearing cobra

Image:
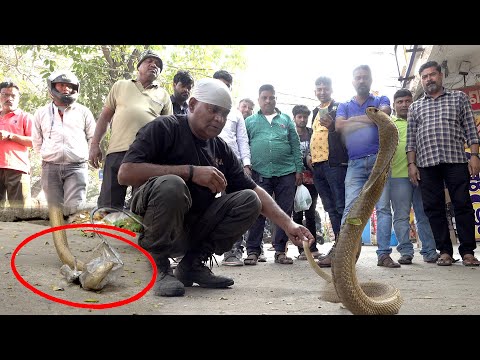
[303,106,403,315]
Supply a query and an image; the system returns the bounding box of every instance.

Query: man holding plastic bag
[291,105,322,260]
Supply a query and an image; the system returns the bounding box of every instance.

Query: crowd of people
[1,51,479,298]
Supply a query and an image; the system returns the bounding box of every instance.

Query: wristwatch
[471,152,479,158]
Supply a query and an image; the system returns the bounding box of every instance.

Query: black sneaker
[175,255,234,288]
[154,270,185,297]
[153,258,185,297]
[398,255,413,265]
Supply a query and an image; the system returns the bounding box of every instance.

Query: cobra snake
[303,106,403,315]
[49,205,86,272]
[49,205,123,289]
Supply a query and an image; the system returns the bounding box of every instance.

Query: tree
[0,45,247,204]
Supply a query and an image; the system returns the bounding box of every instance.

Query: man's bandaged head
[191,78,232,110]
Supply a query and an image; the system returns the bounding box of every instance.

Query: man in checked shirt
[407,60,480,267]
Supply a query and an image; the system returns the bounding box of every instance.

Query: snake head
[365,107,383,121]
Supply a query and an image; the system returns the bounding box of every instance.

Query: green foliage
[0,44,247,204]
[111,215,144,233]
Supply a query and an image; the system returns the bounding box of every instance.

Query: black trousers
[0,168,30,208]
[419,163,477,257]
[293,182,319,253]
[131,175,262,258]
[97,151,129,210]
[246,171,296,254]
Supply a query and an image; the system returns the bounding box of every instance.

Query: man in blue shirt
[323,65,395,268]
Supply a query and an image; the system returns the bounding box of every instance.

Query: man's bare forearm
[91,108,114,145]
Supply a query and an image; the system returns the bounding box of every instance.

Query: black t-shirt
[123,114,257,214]
[170,95,188,115]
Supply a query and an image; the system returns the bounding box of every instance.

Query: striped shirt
[406,88,479,168]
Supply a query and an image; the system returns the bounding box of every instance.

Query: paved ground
[1,220,480,316]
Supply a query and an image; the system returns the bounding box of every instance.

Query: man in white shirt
[32,70,96,216]
[213,71,266,265]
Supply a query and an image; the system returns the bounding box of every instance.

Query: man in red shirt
[0,81,33,209]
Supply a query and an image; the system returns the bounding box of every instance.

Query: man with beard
[238,98,254,120]
[291,104,322,260]
[171,70,194,115]
[89,49,173,211]
[308,76,348,267]
[407,60,480,267]
[375,89,439,266]
[335,65,394,267]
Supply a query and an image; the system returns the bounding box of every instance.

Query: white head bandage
[191,78,232,110]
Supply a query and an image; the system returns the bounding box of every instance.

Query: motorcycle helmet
[47,70,80,105]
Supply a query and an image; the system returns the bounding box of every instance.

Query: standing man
[213,70,252,266]
[168,70,195,268]
[171,70,194,115]
[238,98,269,261]
[291,104,322,260]
[244,84,303,266]
[117,78,314,297]
[0,81,33,209]
[238,98,255,120]
[309,76,349,267]
[334,65,394,267]
[407,60,480,267]
[32,70,96,216]
[232,97,269,262]
[375,89,439,265]
[214,71,252,177]
[89,49,173,210]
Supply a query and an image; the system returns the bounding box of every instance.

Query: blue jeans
[391,177,437,258]
[376,177,437,259]
[312,161,346,236]
[342,154,377,226]
[375,177,393,257]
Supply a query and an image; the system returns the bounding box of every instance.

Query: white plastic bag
[294,184,312,212]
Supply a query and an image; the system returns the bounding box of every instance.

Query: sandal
[297,251,321,260]
[297,252,307,260]
[244,253,258,266]
[377,254,401,268]
[462,254,480,267]
[274,252,293,264]
[436,253,453,266]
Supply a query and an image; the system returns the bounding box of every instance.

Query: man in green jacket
[244,84,303,265]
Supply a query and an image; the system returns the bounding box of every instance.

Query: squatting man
[118,78,315,297]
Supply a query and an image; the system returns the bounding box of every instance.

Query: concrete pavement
[1,220,480,315]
